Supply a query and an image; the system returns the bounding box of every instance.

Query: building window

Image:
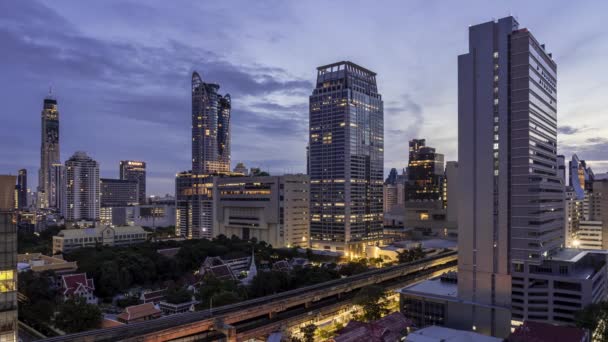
[0,270,16,292]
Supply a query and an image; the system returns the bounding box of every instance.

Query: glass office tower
[309,61,384,255]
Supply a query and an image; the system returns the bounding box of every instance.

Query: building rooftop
[117,303,161,323]
[17,253,78,273]
[56,225,149,239]
[507,320,588,342]
[399,276,458,299]
[406,326,503,342]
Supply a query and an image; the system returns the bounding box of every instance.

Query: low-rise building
[133,204,176,228]
[575,221,604,249]
[406,326,502,342]
[507,321,589,342]
[52,225,149,254]
[332,312,412,342]
[116,303,161,324]
[158,300,197,315]
[17,253,77,276]
[140,289,167,304]
[61,273,97,304]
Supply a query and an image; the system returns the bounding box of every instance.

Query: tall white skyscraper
[63,152,100,222]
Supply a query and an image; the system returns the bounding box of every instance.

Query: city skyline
[1,1,607,195]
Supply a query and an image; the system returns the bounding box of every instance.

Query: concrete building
[99,206,135,227]
[52,225,149,254]
[119,161,146,205]
[399,16,604,337]
[63,152,100,222]
[213,174,310,248]
[100,178,139,207]
[233,162,248,176]
[38,95,61,209]
[405,326,502,342]
[565,186,584,247]
[0,176,17,341]
[383,183,398,213]
[17,253,78,275]
[133,204,176,228]
[309,61,384,255]
[573,221,603,249]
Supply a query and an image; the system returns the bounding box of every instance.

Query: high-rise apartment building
[38,95,60,208]
[16,169,27,209]
[63,152,100,222]
[119,161,146,205]
[0,176,18,342]
[405,139,445,203]
[309,61,384,255]
[49,163,65,211]
[191,71,231,174]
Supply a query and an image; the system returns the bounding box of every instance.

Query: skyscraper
[100,178,139,207]
[119,160,146,205]
[309,61,384,255]
[49,163,65,210]
[0,175,18,341]
[16,169,27,209]
[38,95,60,208]
[191,71,231,174]
[63,152,100,222]
[405,139,445,203]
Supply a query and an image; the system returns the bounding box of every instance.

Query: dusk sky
[1,0,607,195]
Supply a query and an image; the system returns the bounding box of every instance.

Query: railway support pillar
[305,301,311,308]
[269,311,276,319]
[215,320,237,342]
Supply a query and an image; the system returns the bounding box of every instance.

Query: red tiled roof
[333,313,412,342]
[117,303,161,323]
[62,273,94,296]
[508,321,588,342]
[101,318,124,328]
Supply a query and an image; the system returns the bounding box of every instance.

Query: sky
[1,0,607,195]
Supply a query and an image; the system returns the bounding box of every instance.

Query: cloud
[558,125,581,135]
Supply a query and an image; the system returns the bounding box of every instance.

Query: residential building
[63,152,100,222]
[61,273,97,304]
[49,163,65,211]
[0,176,17,341]
[405,139,445,203]
[383,183,398,213]
[99,206,135,227]
[213,174,310,248]
[191,71,231,174]
[38,95,61,209]
[100,178,139,207]
[52,225,149,254]
[575,221,603,249]
[175,171,214,239]
[16,169,27,209]
[557,155,566,185]
[117,303,161,324]
[119,161,146,205]
[565,186,584,247]
[309,61,384,255]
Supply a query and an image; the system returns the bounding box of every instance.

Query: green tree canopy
[352,285,389,321]
[54,298,102,333]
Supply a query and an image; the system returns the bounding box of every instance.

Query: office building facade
[213,174,309,248]
[175,172,214,239]
[0,176,17,342]
[38,96,61,209]
[405,139,445,203]
[100,178,139,207]
[63,152,100,222]
[119,161,146,205]
[309,61,384,254]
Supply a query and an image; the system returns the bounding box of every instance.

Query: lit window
[419,213,429,221]
[0,270,15,292]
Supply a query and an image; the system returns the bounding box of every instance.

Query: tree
[575,302,608,341]
[397,246,426,264]
[165,287,192,304]
[338,260,369,277]
[54,298,102,333]
[300,324,316,342]
[352,285,389,321]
